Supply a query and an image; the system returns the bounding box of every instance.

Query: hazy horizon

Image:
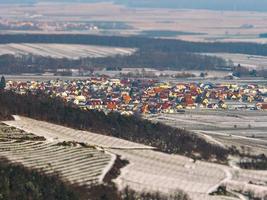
[2,0,267,12]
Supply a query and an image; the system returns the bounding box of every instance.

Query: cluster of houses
[0,18,99,32]
[6,78,267,115]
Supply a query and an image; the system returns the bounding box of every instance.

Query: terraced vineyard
[113,148,267,200]
[5,116,153,149]
[0,123,115,186]
[111,149,228,200]
[4,116,267,200]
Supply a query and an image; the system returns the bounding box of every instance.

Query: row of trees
[239,154,267,170]
[0,90,229,161]
[0,51,228,74]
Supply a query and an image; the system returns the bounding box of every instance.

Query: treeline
[0,106,13,121]
[0,54,80,74]
[239,154,267,170]
[1,33,267,73]
[0,157,190,200]
[0,91,229,162]
[88,51,227,70]
[0,52,228,74]
[1,34,267,56]
[0,80,13,120]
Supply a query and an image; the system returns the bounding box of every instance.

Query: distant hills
[0,0,36,3]
[118,0,267,11]
[2,0,267,12]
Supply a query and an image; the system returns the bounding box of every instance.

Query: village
[5,77,267,115]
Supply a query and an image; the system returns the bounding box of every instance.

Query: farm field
[1,3,267,43]
[2,116,267,200]
[203,53,267,70]
[0,122,114,186]
[146,110,267,155]
[112,148,267,200]
[0,43,136,59]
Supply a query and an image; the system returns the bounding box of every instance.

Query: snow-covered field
[5,116,154,149]
[0,123,114,186]
[3,116,267,200]
[203,53,267,70]
[0,43,136,59]
[147,110,267,155]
